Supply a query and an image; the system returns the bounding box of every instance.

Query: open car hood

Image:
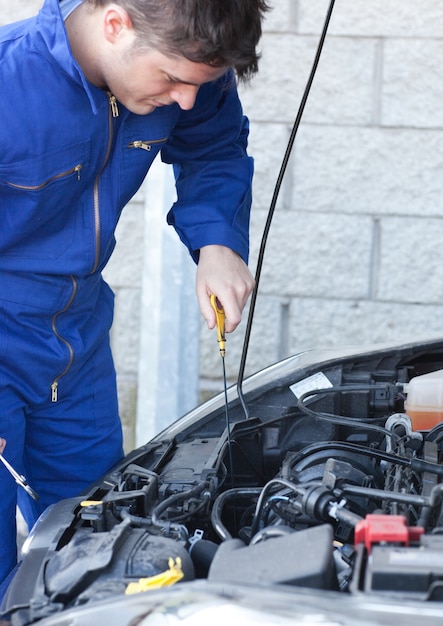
[5,337,443,625]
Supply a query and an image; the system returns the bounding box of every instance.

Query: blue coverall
[0,0,253,585]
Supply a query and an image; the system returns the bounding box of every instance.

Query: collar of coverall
[60,0,83,20]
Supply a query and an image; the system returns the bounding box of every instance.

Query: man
[0,0,268,590]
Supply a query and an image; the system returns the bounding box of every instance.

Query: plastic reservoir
[405,369,443,430]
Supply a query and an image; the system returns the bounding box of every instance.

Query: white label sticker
[290,372,333,399]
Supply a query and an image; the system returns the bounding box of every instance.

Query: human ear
[102,5,133,43]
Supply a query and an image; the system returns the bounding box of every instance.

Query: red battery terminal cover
[354,514,424,554]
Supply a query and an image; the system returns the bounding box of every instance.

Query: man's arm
[162,71,255,328]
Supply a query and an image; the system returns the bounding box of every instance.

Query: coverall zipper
[128,138,167,151]
[6,164,83,189]
[50,93,119,402]
[90,93,119,274]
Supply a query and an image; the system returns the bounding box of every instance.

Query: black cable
[249,477,302,540]
[151,482,208,539]
[296,385,401,441]
[287,440,443,478]
[237,0,337,419]
[341,484,428,508]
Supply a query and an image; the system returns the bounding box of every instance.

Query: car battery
[358,534,443,600]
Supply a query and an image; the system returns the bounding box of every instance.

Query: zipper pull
[109,94,119,118]
[75,164,82,180]
[51,382,58,403]
[128,140,152,151]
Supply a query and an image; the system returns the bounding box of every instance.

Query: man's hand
[196,245,255,333]
[0,438,5,455]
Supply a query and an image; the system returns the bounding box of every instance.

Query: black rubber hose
[288,440,443,478]
[151,482,209,539]
[211,487,263,541]
[236,0,337,419]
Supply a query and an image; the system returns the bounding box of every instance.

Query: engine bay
[6,340,443,624]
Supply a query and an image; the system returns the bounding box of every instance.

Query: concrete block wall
[103,189,145,451]
[199,0,443,395]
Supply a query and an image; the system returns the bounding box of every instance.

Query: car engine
[6,341,443,624]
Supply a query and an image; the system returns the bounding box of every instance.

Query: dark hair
[91,0,270,80]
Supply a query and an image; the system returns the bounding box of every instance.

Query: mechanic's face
[99,30,227,115]
[72,5,227,115]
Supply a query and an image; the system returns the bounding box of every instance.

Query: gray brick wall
[103,189,145,451]
[199,0,443,394]
[7,1,443,447]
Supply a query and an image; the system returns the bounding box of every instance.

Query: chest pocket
[0,140,91,263]
[118,110,177,208]
[2,140,90,189]
[127,138,169,153]
[119,135,169,208]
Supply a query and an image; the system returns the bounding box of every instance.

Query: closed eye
[165,73,200,87]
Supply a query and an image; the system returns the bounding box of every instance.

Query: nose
[169,84,199,110]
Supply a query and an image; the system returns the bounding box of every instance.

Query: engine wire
[296,384,401,441]
[287,440,443,478]
[237,0,337,419]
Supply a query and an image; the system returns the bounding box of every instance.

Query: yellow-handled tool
[210,294,226,358]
